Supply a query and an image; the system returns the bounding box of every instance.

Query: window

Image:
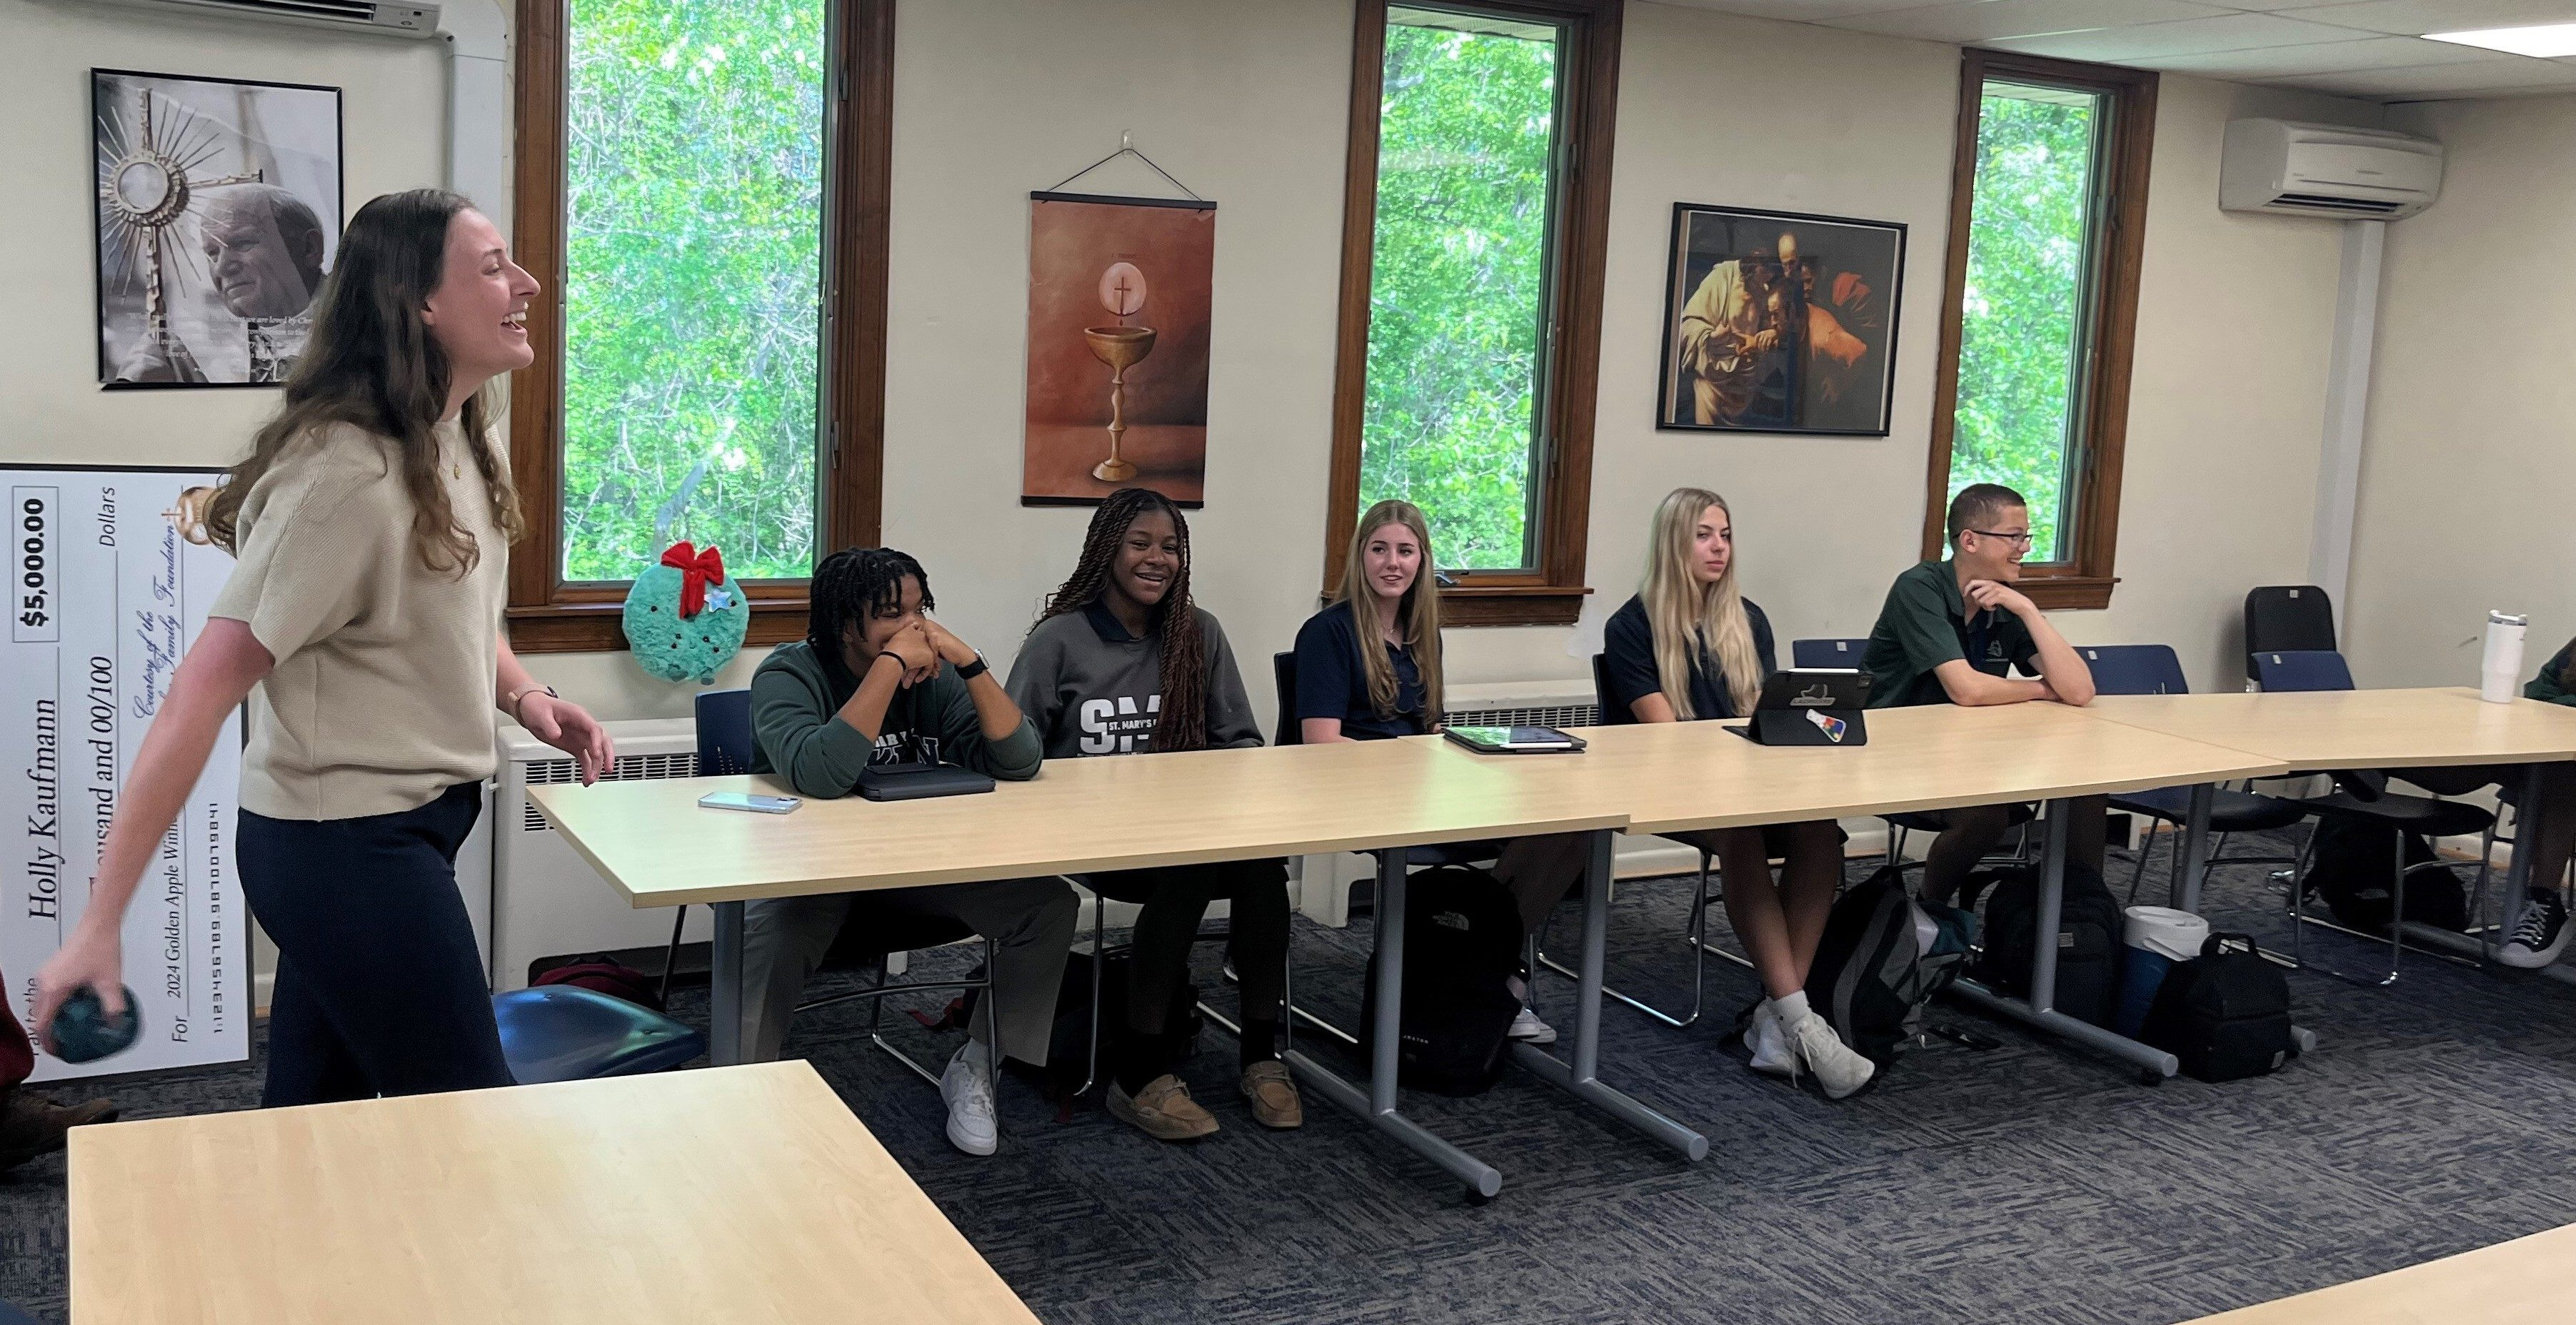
[1324,0,1621,627]
[508,0,892,650]
[1921,51,2155,610]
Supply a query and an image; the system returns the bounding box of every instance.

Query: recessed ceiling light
[2424,23,2576,58]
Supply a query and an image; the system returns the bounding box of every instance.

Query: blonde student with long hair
[1596,488,1873,1099]
[1293,498,1590,1047]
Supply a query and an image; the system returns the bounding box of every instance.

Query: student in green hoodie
[1008,488,1301,1143]
[2399,634,2576,968]
[741,548,1077,1158]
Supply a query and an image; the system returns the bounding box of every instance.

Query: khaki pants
[740,877,1078,1065]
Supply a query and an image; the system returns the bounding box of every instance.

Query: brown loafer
[1107,1073,1219,1142]
[1238,1060,1302,1129]
[0,1091,119,1170]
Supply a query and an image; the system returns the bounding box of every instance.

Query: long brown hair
[1642,487,1761,719]
[204,188,523,574]
[1038,488,1209,752]
[1330,500,1443,725]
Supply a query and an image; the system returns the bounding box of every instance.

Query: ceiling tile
[1989,11,2381,59]
[2270,1,2576,37]
[2266,53,2576,93]
[1646,0,1956,20]
[2143,34,2520,76]
[1828,0,2229,43]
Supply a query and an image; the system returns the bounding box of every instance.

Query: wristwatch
[955,653,990,681]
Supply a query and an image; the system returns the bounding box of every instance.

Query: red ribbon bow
[660,542,726,619]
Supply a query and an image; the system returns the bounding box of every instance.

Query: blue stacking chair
[658,690,1001,1092]
[2083,645,2305,905]
[1791,637,1869,670]
[2256,650,2496,985]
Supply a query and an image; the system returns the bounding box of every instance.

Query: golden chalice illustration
[1084,261,1156,483]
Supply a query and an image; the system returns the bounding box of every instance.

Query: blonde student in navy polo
[1293,499,1595,1049]
[1598,488,1873,1099]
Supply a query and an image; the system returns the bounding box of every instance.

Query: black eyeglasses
[1967,529,2035,548]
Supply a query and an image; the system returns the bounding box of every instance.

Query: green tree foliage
[1358,16,1558,571]
[558,0,825,583]
[1948,86,2100,563]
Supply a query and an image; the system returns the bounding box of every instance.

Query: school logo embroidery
[868,730,938,766]
[1079,693,1162,754]
[1805,709,1848,743]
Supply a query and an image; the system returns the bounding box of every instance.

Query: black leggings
[1086,859,1290,1037]
[239,783,513,1107]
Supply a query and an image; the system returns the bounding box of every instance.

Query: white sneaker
[939,1043,998,1157]
[1508,1006,1556,1044]
[1787,1012,1877,1100]
[2499,891,2572,969]
[1744,1002,1798,1077]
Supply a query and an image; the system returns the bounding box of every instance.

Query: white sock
[1768,991,1811,1024]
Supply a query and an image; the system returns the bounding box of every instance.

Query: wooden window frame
[1920,49,2155,612]
[1322,0,1623,628]
[505,0,895,652]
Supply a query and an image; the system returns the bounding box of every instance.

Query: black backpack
[2140,932,2296,1082]
[1968,860,2123,1029]
[2303,816,2466,932]
[1358,865,1524,1097]
[1805,867,1976,1069]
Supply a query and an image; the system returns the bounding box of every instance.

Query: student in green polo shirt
[1860,483,2104,904]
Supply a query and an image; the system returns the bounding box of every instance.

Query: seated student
[1860,483,2103,906]
[1009,488,1301,1142]
[1291,498,1585,1047]
[2398,633,2576,967]
[1598,488,1873,1098]
[742,548,1078,1158]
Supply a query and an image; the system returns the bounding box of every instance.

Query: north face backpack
[1805,866,1977,1069]
[2303,816,2467,932]
[2140,932,2296,1082]
[1968,860,2123,1029]
[1359,865,1525,1097]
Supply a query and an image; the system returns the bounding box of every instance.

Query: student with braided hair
[1008,488,1300,1142]
[740,547,1078,1157]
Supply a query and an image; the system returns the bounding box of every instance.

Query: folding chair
[2081,645,2304,905]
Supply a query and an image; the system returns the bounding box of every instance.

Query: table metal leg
[1949,799,2181,1081]
[1281,847,1504,1199]
[709,900,746,1066]
[1510,830,1710,1162]
[2170,783,2215,914]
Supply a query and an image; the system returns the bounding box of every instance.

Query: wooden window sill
[1438,585,1592,628]
[506,597,811,653]
[2015,575,2118,611]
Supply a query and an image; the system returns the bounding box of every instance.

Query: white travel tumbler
[2482,610,2527,704]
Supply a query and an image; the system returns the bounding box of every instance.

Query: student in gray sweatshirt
[1008,488,1300,1142]
[742,548,1077,1159]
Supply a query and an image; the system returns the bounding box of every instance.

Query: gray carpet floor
[5,828,2573,1324]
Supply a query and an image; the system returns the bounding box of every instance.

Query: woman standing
[1008,488,1300,1142]
[33,191,614,1105]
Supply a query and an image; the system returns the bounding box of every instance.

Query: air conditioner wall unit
[2220,119,2442,220]
[493,719,710,990]
[69,0,441,39]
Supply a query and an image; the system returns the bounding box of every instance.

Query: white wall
[4,0,2382,722]
[2345,95,2576,690]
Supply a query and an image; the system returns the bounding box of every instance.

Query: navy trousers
[239,782,513,1107]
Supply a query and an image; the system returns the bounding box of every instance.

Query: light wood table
[1480,702,2289,1080]
[2185,1221,2576,1324]
[2086,687,2576,982]
[69,1062,1038,1325]
[532,737,1675,1199]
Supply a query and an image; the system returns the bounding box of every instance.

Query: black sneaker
[2498,890,2571,969]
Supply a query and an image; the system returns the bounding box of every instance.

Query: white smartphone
[698,791,802,815]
